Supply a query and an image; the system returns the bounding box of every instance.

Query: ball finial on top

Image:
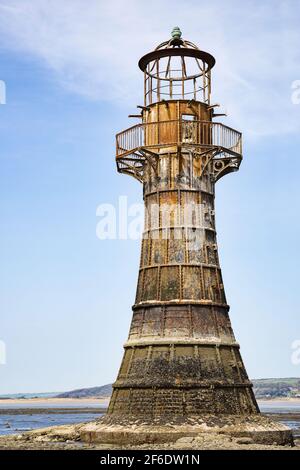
[171,26,182,39]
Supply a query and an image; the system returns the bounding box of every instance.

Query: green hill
[252,378,300,398]
[55,384,112,399]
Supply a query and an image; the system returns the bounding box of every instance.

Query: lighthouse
[81,29,292,446]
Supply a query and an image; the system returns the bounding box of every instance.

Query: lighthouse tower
[81,29,292,446]
[112,27,256,417]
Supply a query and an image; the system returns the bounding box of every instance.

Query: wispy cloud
[0,0,299,136]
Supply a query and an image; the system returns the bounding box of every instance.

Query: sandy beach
[0,397,109,407]
[258,398,300,403]
[0,396,299,410]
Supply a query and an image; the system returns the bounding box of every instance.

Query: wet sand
[0,407,106,415]
[0,397,109,408]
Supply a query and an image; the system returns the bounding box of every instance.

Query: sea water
[0,412,103,436]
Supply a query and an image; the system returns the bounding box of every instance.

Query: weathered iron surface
[108,34,258,419]
[91,31,292,446]
[81,27,292,444]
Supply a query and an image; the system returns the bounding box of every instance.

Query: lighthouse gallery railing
[116,120,242,159]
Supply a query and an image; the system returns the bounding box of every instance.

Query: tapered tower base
[80,414,293,446]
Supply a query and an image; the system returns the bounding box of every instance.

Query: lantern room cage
[138,26,215,106]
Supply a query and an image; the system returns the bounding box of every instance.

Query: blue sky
[0,0,300,393]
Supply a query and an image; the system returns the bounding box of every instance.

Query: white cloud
[0,0,299,137]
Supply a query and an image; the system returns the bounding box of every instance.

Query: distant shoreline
[1,396,300,407]
[0,407,106,415]
[1,397,299,420]
[0,397,109,406]
[257,397,300,403]
[0,397,109,410]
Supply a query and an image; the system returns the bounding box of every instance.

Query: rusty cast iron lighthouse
[81,29,292,445]
[112,28,256,416]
